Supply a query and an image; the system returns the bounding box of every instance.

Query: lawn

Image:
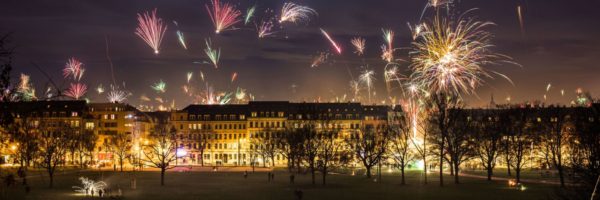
[4,168,560,200]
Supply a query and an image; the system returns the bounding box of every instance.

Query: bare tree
[316,128,345,185]
[541,106,571,187]
[110,133,131,172]
[473,109,503,181]
[142,125,177,186]
[428,94,460,186]
[191,129,209,166]
[389,113,415,185]
[445,108,476,184]
[38,121,71,188]
[566,106,600,199]
[506,108,538,184]
[346,125,390,178]
[75,130,97,168]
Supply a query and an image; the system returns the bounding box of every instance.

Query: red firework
[206,0,242,34]
[135,9,167,54]
[65,83,87,100]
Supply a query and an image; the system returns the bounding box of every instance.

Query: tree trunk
[120,158,123,172]
[557,165,565,188]
[423,156,428,184]
[160,168,165,186]
[366,166,372,178]
[516,167,521,183]
[322,166,327,185]
[439,150,444,187]
[486,166,493,181]
[453,162,459,184]
[401,166,406,185]
[48,170,54,188]
[311,164,315,185]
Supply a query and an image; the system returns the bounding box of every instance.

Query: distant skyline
[1,0,599,108]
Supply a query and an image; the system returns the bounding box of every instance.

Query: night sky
[1,0,599,108]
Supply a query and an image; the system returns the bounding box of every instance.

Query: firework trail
[204,38,221,68]
[200,71,205,82]
[135,9,167,54]
[96,84,105,94]
[319,28,342,54]
[206,0,242,34]
[187,72,193,83]
[256,19,276,38]
[517,5,525,35]
[384,63,405,93]
[359,69,375,103]
[410,13,512,95]
[231,72,238,82]
[107,86,129,103]
[151,80,166,93]
[546,83,552,92]
[408,23,428,40]
[420,0,454,20]
[279,2,317,24]
[235,87,247,103]
[63,58,85,81]
[311,52,329,68]
[176,31,188,50]
[245,5,256,25]
[351,37,366,56]
[140,95,151,102]
[381,29,395,63]
[349,80,361,101]
[65,83,87,100]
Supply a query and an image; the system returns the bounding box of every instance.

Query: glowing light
[206,0,242,34]
[359,69,375,103]
[311,52,329,68]
[351,37,366,56]
[279,2,317,24]
[63,58,85,81]
[176,31,188,50]
[135,9,167,54]
[65,83,87,100]
[151,80,167,93]
[187,72,193,83]
[245,5,256,25]
[256,20,276,38]
[204,38,221,68]
[319,28,342,54]
[72,177,107,196]
[231,72,238,82]
[176,148,188,157]
[410,12,512,95]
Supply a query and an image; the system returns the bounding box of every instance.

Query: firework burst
[256,20,276,38]
[135,9,167,54]
[381,29,395,62]
[359,69,376,103]
[204,38,221,68]
[151,80,167,93]
[351,37,366,56]
[410,13,511,95]
[245,5,256,25]
[279,2,317,24]
[409,23,428,40]
[311,52,329,68]
[65,83,87,100]
[63,58,85,81]
[107,88,128,103]
[320,28,342,54]
[206,0,242,34]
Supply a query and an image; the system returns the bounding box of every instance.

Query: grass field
[3,168,560,200]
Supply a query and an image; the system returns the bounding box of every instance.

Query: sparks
[206,0,242,34]
[256,20,276,38]
[63,58,85,81]
[359,69,376,103]
[410,13,511,95]
[204,38,221,68]
[381,29,395,63]
[151,80,167,93]
[245,5,256,25]
[107,88,128,103]
[135,9,167,54]
[187,72,193,83]
[409,23,428,40]
[279,2,317,24]
[351,37,366,56]
[65,83,87,100]
[176,31,188,50]
[320,28,342,54]
[231,72,238,82]
[311,52,329,68]
[96,84,105,94]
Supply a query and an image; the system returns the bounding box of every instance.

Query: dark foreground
[4,169,559,200]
